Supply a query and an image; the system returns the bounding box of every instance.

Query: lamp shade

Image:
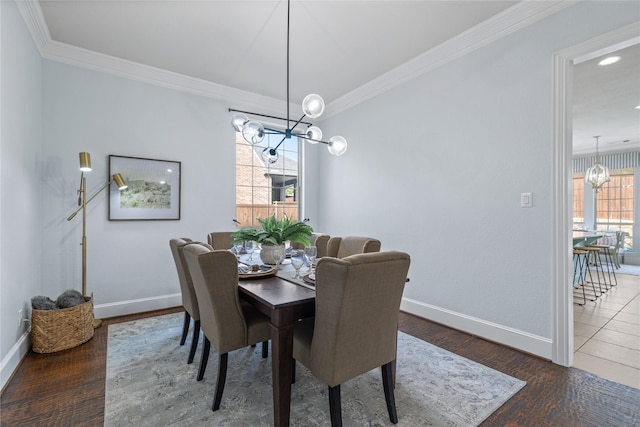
[112,173,128,190]
[306,126,322,143]
[261,147,279,164]
[231,113,249,132]
[328,136,348,156]
[79,152,92,172]
[242,120,265,144]
[585,163,610,191]
[585,136,610,191]
[302,94,325,119]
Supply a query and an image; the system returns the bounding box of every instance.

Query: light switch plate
[521,192,532,208]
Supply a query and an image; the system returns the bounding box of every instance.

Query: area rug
[105,313,525,426]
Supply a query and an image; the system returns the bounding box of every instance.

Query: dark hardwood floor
[1,308,639,426]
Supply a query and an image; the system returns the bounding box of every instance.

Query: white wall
[41,61,239,316]
[0,0,43,388]
[316,1,640,357]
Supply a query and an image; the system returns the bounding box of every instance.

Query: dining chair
[326,236,381,258]
[612,230,626,269]
[169,237,209,364]
[290,232,331,258]
[206,231,235,250]
[183,244,271,411]
[292,251,411,426]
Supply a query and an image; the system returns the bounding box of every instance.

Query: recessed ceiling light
[636,105,640,109]
[598,56,621,66]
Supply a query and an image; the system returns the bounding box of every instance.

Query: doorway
[552,23,640,372]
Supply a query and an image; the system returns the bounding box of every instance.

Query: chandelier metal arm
[297,134,331,146]
[228,108,313,127]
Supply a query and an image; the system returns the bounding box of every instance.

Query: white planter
[260,244,285,265]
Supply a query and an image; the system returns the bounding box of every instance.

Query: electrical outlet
[18,309,23,328]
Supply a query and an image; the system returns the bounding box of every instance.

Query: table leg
[271,321,294,427]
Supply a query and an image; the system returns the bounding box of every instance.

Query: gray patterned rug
[105,313,525,426]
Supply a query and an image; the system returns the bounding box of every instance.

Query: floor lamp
[66,152,127,328]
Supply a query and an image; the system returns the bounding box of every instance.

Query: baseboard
[94,293,182,320]
[400,297,553,360]
[0,331,31,393]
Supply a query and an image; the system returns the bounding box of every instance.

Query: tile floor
[573,265,640,390]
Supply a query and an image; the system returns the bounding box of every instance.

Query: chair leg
[197,337,210,381]
[187,320,200,364]
[382,361,399,424]
[180,311,190,345]
[292,360,296,384]
[261,341,268,358]
[212,353,229,411]
[328,385,342,427]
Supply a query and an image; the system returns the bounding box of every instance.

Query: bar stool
[581,246,609,294]
[573,249,598,305]
[587,241,617,288]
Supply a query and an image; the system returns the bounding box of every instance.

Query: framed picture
[108,155,181,220]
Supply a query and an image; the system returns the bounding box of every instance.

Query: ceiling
[33,1,640,154]
[573,43,640,154]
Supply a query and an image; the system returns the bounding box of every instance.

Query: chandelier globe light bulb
[302,94,325,119]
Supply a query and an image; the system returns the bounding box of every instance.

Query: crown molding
[16,0,50,56]
[325,0,576,118]
[42,38,288,112]
[18,0,574,116]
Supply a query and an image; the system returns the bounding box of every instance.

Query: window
[595,169,634,251]
[572,176,584,229]
[235,132,300,227]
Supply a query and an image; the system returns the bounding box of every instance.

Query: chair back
[614,231,625,251]
[183,244,249,354]
[207,231,234,250]
[290,233,331,258]
[169,238,199,320]
[326,236,381,258]
[309,251,410,386]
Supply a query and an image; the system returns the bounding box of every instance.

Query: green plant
[232,215,313,246]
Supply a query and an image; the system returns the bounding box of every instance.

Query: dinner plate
[302,273,315,285]
[238,266,277,279]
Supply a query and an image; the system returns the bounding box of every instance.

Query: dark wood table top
[238,275,315,309]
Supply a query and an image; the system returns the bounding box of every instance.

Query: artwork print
[108,155,181,220]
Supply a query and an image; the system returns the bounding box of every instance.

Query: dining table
[237,257,316,427]
[572,231,602,248]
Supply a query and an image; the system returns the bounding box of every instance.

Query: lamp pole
[81,175,87,297]
[67,176,121,297]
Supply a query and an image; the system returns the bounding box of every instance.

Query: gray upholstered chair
[183,244,271,411]
[290,232,331,258]
[326,236,381,258]
[169,237,208,364]
[206,231,234,250]
[293,251,411,426]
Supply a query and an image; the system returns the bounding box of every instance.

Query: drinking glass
[272,245,285,270]
[233,242,244,260]
[245,241,255,261]
[290,250,305,279]
[304,246,317,273]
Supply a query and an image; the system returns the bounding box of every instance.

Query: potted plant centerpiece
[232,215,313,265]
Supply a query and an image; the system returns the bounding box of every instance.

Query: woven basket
[31,296,95,353]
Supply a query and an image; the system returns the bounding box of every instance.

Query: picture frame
[108,155,181,220]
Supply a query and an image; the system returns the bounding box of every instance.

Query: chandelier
[229,0,347,164]
[585,136,610,191]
